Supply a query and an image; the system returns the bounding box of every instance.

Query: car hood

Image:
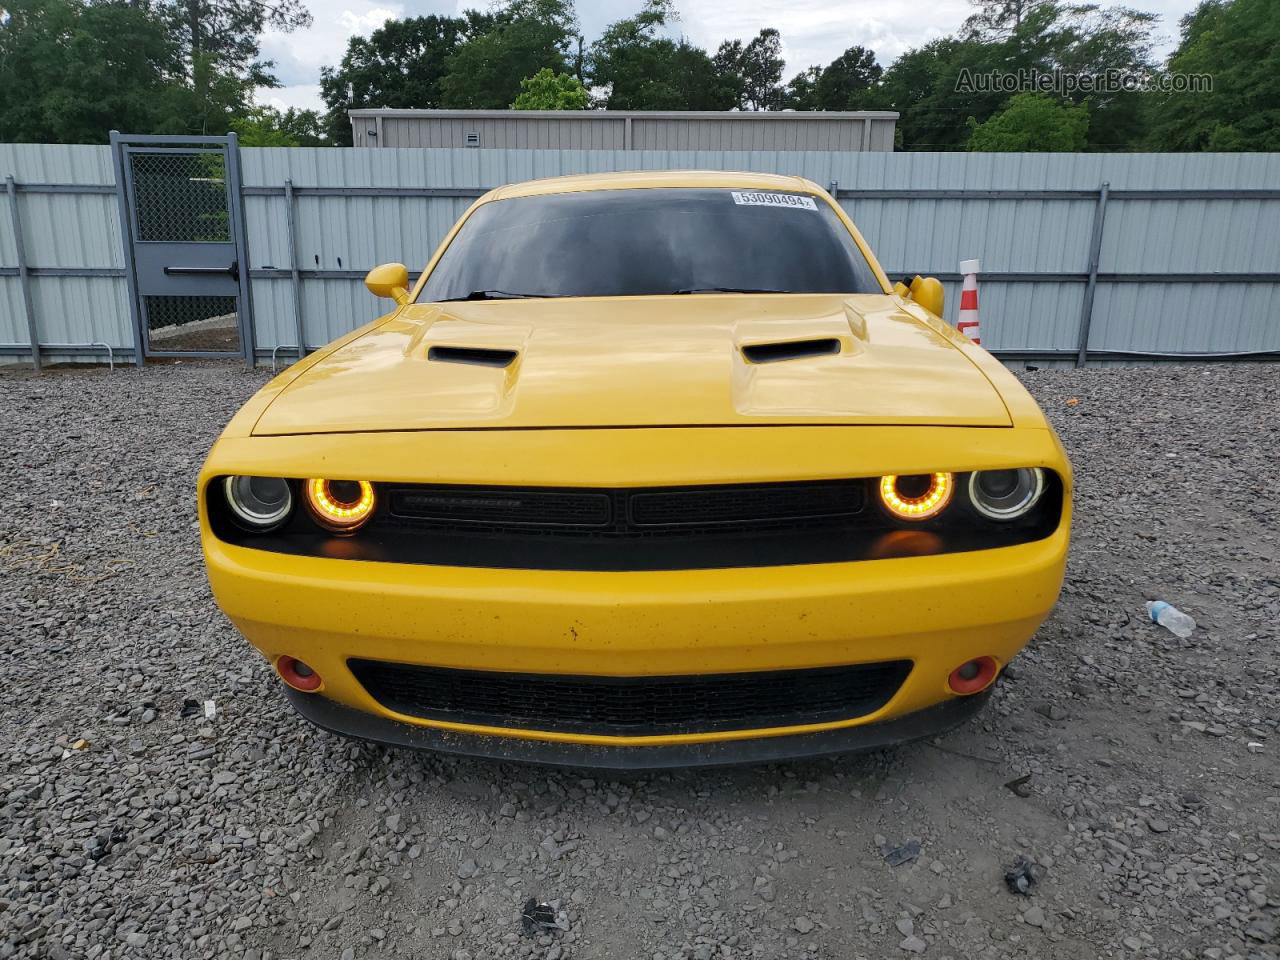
[252,294,1011,435]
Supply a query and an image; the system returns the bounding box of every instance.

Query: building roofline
[347,108,900,121]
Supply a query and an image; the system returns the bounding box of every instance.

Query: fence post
[225,132,256,369]
[284,179,306,360]
[5,175,41,372]
[1075,180,1110,367]
[109,130,147,368]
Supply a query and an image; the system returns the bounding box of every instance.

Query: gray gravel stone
[0,361,1277,960]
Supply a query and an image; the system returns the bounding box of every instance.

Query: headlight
[223,476,293,530]
[879,473,953,521]
[305,479,375,532]
[968,468,1045,520]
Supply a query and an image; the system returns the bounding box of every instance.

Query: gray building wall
[3,144,1279,365]
[349,110,899,152]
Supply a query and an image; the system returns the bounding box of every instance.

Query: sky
[255,0,1201,115]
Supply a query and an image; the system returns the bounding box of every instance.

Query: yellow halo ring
[305,479,375,531]
[879,473,953,521]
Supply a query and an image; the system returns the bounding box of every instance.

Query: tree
[439,0,578,109]
[1052,3,1158,149]
[967,91,1089,149]
[511,67,589,108]
[1147,0,1280,151]
[740,29,784,109]
[712,29,783,109]
[163,0,313,134]
[962,0,1045,38]
[877,2,1156,150]
[0,0,182,143]
[711,39,748,108]
[783,65,823,109]
[665,39,737,109]
[320,14,489,143]
[589,0,736,109]
[230,105,328,145]
[813,45,882,109]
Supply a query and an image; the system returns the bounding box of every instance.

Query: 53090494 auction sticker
[730,191,818,210]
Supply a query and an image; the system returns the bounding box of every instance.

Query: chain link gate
[110,132,255,367]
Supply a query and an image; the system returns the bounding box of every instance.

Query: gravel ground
[1,361,1278,960]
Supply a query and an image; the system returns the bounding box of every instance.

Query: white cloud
[254,0,1199,113]
[256,84,326,113]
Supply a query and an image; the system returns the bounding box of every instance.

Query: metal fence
[3,143,1279,368]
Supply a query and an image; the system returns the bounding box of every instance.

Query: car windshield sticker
[730,191,818,211]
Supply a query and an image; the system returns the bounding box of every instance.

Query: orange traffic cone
[957,258,980,344]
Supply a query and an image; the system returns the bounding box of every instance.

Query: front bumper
[283,684,993,768]
[201,423,1070,764]
[205,525,1067,754]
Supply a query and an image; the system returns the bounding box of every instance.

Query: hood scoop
[742,338,841,364]
[428,345,519,368]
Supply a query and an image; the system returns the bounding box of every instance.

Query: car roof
[486,170,822,202]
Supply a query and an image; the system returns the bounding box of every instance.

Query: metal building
[347,109,899,152]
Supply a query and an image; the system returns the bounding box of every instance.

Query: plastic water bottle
[1145,601,1196,638]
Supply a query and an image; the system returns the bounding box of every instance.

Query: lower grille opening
[348,659,913,736]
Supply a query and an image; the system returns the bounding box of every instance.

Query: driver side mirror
[365,262,410,304]
[894,275,945,318]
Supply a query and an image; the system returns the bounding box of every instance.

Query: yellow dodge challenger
[199,171,1071,768]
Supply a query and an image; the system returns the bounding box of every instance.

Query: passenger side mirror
[907,275,945,318]
[365,262,410,304]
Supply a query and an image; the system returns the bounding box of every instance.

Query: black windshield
[419,188,882,301]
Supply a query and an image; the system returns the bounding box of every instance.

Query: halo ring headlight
[968,468,1045,520]
[223,476,292,531]
[305,479,375,532]
[879,473,954,521]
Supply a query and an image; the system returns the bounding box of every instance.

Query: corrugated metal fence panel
[240,148,1280,356]
[0,143,129,350]
[30,276,133,347]
[0,142,115,184]
[0,280,24,343]
[5,145,1280,360]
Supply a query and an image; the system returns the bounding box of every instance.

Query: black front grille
[630,481,863,526]
[390,487,611,527]
[382,479,867,537]
[348,659,913,735]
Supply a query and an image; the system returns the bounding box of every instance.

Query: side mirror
[365,262,410,304]
[907,275,945,318]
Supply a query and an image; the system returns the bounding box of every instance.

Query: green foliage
[711,29,784,109]
[4,0,1274,154]
[0,0,181,142]
[230,106,328,145]
[877,1,1156,150]
[439,0,577,108]
[966,91,1089,149]
[783,46,882,111]
[511,67,589,109]
[962,0,1043,38]
[876,37,1006,148]
[588,0,736,109]
[320,14,490,143]
[783,65,822,109]
[0,0,315,142]
[1146,0,1280,151]
[164,0,313,134]
[813,45,883,109]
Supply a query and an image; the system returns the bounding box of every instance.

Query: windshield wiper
[438,289,554,302]
[671,286,793,295]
